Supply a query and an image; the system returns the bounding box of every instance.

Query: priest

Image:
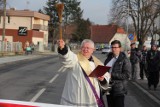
[57,39,109,107]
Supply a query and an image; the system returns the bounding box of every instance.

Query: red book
[89,65,111,77]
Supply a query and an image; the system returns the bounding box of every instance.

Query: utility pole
[125,0,130,51]
[26,1,30,10]
[137,0,140,48]
[2,0,6,41]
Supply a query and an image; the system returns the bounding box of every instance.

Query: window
[8,16,10,23]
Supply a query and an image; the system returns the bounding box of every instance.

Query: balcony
[33,24,48,31]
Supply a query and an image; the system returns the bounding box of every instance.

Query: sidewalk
[0,55,41,65]
[132,79,160,105]
[0,49,79,65]
[0,51,57,65]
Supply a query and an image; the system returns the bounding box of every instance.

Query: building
[0,8,50,50]
[63,24,77,43]
[90,24,131,50]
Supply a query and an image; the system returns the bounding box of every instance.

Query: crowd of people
[57,39,160,107]
[130,42,160,91]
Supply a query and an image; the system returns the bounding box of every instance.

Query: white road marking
[49,74,59,83]
[30,88,46,102]
[58,66,67,72]
[58,66,64,72]
[30,74,60,102]
[62,68,67,72]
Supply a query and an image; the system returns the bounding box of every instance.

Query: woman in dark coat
[146,44,160,90]
[100,40,131,107]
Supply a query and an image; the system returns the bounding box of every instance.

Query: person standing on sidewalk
[130,42,141,80]
[102,40,131,107]
[146,44,160,90]
[140,45,148,80]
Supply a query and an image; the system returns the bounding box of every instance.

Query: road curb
[131,81,160,105]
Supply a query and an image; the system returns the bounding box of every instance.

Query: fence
[69,43,81,50]
[0,41,23,53]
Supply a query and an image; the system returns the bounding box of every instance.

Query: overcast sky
[7,0,112,25]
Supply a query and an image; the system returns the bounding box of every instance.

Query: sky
[7,0,112,25]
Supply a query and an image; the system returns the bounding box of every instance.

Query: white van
[101,46,111,54]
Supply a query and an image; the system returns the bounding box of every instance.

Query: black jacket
[130,48,141,64]
[104,52,131,96]
[141,50,147,64]
[147,50,160,72]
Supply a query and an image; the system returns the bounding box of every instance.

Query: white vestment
[59,48,103,107]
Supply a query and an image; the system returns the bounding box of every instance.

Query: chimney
[24,9,30,11]
[10,7,16,10]
[117,27,126,34]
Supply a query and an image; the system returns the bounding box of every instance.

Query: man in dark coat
[146,44,160,90]
[140,45,148,79]
[130,42,141,80]
[100,40,131,107]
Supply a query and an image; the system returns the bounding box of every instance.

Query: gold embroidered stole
[77,52,103,86]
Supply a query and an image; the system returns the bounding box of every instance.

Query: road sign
[153,34,159,40]
[128,34,134,40]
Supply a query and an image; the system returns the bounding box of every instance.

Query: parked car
[96,45,101,51]
[101,47,111,54]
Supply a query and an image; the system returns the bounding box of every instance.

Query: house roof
[90,24,126,43]
[49,25,76,41]
[0,9,50,21]
[64,24,77,39]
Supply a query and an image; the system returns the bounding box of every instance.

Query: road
[0,52,159,107]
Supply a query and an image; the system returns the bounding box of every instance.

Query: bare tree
[0,0,3,9]
[109,0,160,48]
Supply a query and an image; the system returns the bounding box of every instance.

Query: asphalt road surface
[0,52,159,107]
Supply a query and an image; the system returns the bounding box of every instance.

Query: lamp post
[2,0,6,41]
[137,0,140,47]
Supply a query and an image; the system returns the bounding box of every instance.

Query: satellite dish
[153,34,159,40]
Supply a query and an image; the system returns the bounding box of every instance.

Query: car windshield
[104,47,110,49]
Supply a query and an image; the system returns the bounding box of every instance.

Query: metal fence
[0,41,23,52]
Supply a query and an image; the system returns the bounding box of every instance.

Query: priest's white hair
[81,39,95,48]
